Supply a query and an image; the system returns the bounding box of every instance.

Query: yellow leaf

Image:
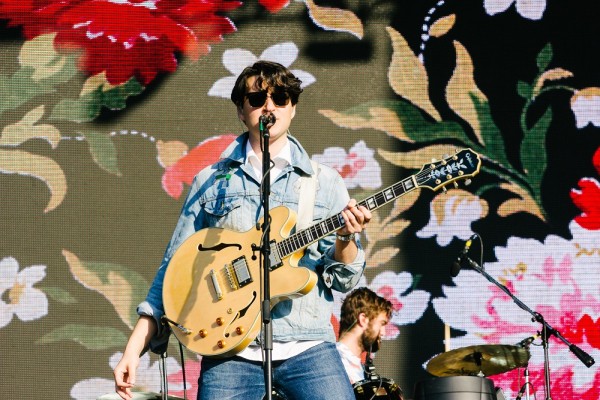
[80,72,118,97]
[305,0,363,39]
[431,189,489,224]
[446,41,487,145]
[386,26,441,121]
[497,182,545,221]
[319,107,413,142]
[429,14,456,38]
[533,68,574,96]
[367,218,410,244]
[1,106,61,148]
[389,190,420,216]
[0,149,67,212]
[369,247,400,268]
[19,33,67,82]
[156,140,189,168]
[63,250,135,329]
[378,144,459,169]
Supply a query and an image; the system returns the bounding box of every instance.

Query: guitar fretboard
[276,175,417,258]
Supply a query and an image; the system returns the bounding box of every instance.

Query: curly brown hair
[230,60,303,108]
[339,287,393,337]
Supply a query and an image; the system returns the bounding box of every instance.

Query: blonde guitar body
[162,148,481,358]
[162,206,317,358]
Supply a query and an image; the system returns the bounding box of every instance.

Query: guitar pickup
[228,256,253,289]
[269,240,283,270]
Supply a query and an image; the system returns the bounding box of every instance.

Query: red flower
[0,0,241,85]
[162,134,236,199]
[570,147,600,230]
[258,0,289,13]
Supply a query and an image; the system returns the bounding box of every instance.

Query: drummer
[337,287,393,384]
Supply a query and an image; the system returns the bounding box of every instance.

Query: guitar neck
[277,174,418,258]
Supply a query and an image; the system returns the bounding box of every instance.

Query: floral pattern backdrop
[1,0,599,399]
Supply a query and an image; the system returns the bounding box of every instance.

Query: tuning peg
[453,182,459,189]
[442,186,448,193]
[464,179,472,186]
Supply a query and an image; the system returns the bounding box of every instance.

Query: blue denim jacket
[138,133,365,349]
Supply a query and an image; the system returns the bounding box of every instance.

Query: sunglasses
[245,90,290,108]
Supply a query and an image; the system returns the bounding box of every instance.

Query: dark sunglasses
[245,90,290,107]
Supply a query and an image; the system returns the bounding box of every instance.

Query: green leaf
[520,108,552,205]
[37,54,80,89]
[49,87,103,122]
[36,324,128,350]
[43,286,77,304]
[343,99,469,144]
[471,95,511,168]
[48,77,144,122]
[0,67,55,116]
[80,131,122,176]
[536,43,553,72]
[517,81,533,99]
[101,78,144,110]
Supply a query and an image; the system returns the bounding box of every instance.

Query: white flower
[71,352,190,400]
[416,191,488,246]
[0,257,48,328]
[208,42,316,98]
[332,271,431,340]
[571,87,600,129]
[311,140,382,190]
[484,0,546,20]
[370,271,431,329]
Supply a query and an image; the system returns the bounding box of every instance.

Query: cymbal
[426,344,530,377]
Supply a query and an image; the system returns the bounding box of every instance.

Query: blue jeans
[198,342,355,400]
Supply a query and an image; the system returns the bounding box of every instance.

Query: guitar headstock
[415,148,481,191]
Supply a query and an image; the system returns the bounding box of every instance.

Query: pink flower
[312,141,382,190]
[0,0,241,85]
[168,359,201,400]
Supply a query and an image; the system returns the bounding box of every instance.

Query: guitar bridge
[226,256,253,289]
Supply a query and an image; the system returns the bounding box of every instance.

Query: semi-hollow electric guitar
[162,148,481,357]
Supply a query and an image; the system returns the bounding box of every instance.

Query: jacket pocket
[202,197,242,228]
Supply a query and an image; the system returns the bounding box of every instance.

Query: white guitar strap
[296,160,319,230]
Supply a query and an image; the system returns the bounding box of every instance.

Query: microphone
[259,113,276,126]
[516,335,537,348]
[451,234,477,277]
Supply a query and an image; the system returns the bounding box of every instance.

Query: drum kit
[413,343,531,400]
[97,344,528,400]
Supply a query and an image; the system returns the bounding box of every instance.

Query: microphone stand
[259,117,274,400]
[463,256,595,400]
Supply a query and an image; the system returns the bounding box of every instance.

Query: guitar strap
[296,160,319,230]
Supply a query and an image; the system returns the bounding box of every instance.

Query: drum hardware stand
[159,351,168,400]
[462,255,595,400]
[515,365,531,400]
[259,114,275,400]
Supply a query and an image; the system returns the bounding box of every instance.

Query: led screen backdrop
[1,1,599,399]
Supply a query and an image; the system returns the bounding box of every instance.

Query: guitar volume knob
[217,340,226,348]
[216,317,224,326]
[199,329,208,338]
[235,326,245,335]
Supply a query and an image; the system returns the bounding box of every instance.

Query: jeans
[198,342,356,400]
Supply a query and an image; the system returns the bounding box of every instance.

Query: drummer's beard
[361,325,381,353]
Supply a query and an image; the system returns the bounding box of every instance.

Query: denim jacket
[138,133,366,350]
